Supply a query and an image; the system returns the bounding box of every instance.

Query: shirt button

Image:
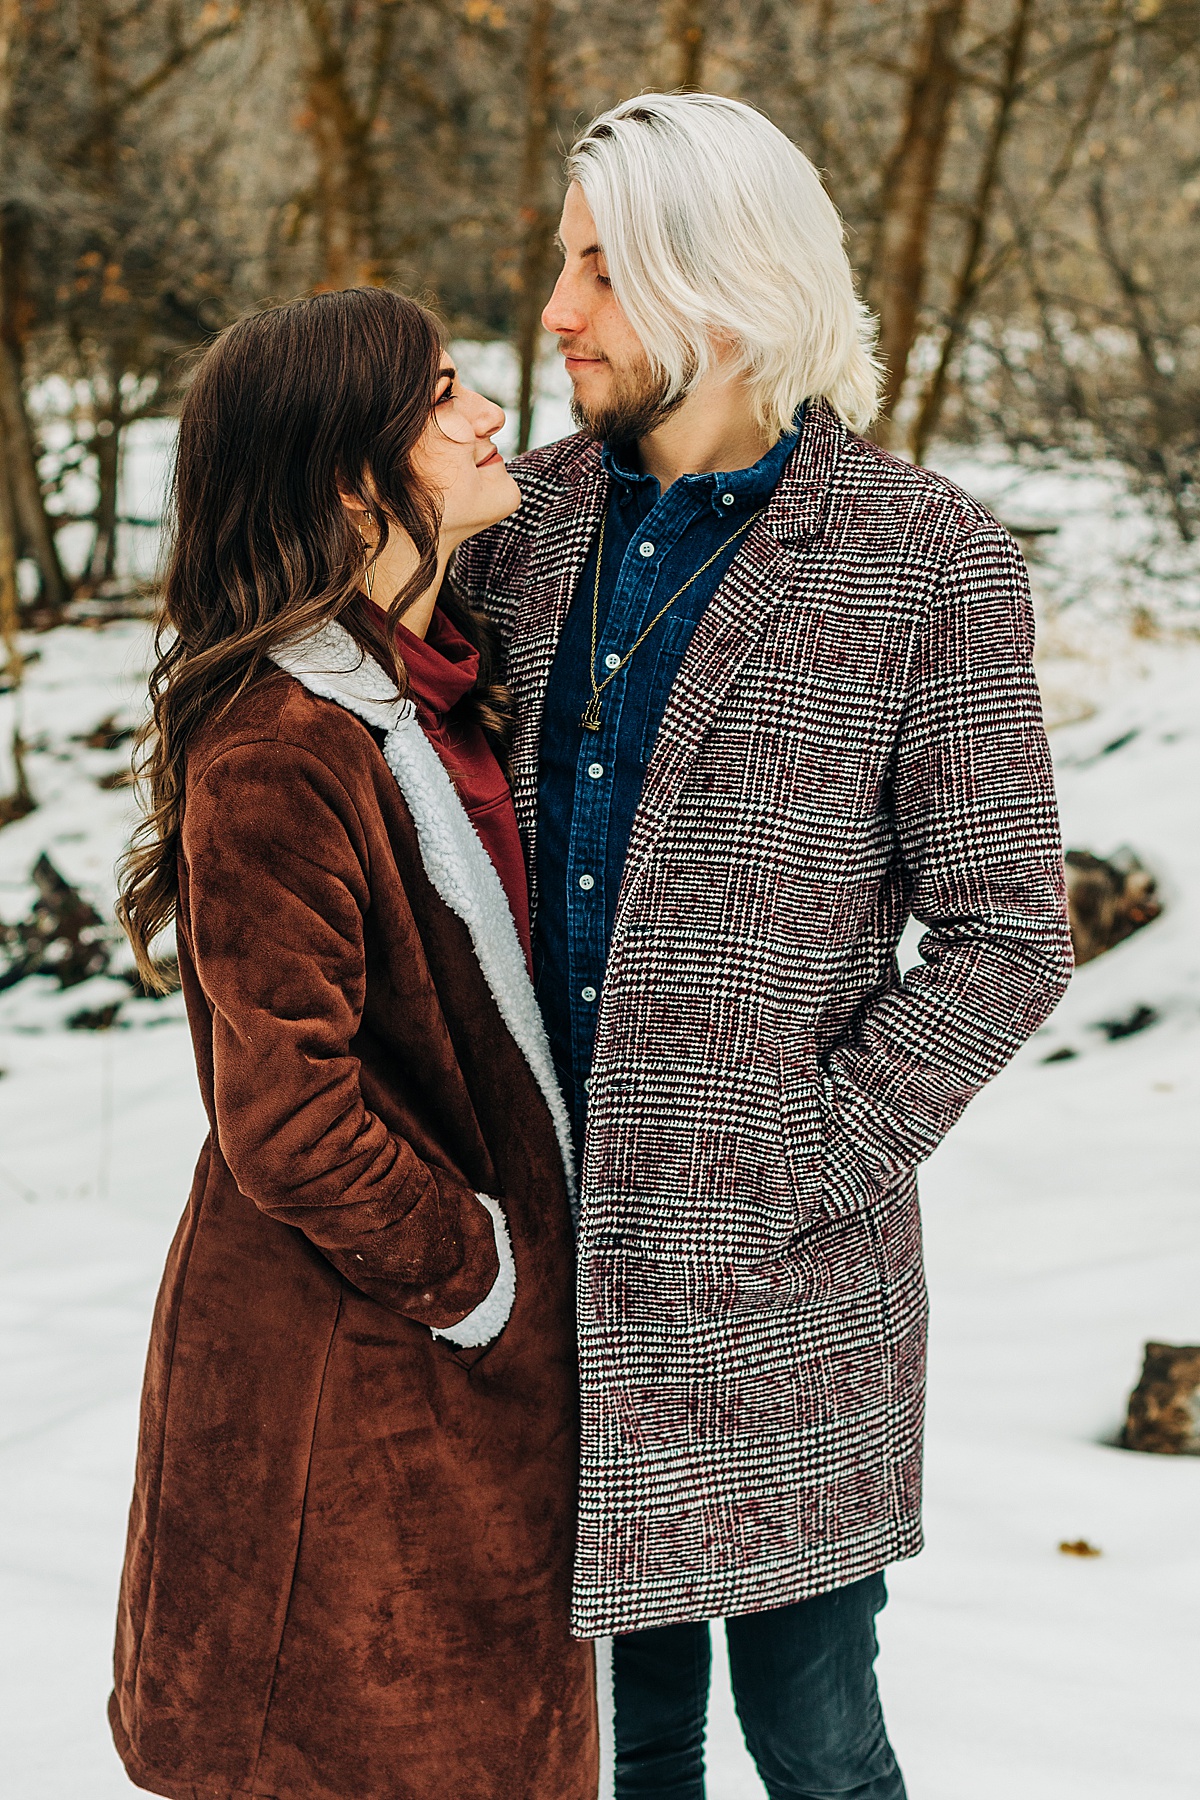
[604,652,621,670]
[638,540,655,558]
[587,762,604,779]
[722,492,735,506]
[583,1078,593,1095]
[581,985,597,1002]
[579,873,595,891]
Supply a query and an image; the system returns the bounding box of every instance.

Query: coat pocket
[430,1194,515,1355]
[777,1030,826,1228]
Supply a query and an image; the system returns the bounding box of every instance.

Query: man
[455,92,1072,1800]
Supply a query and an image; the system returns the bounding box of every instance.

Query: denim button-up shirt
[534,416,802,1148]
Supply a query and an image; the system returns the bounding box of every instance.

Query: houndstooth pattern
[455,400,1073,1638]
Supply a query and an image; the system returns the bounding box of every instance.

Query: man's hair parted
[567,92,883,436]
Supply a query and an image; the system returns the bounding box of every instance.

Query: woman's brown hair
[118,287,514,991]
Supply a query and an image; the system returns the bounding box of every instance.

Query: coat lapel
[507,444,608,902]
[614,401,848,926]
[270,620,577,1209]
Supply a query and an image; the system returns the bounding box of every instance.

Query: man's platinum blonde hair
[567,93,882,436]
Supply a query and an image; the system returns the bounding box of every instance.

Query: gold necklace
[580,506,764,732]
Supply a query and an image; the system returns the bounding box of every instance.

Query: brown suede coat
[109,662,597,1800]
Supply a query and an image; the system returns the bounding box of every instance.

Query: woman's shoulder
[187,666,382,796]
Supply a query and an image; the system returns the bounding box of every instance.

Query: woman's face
[411,353,521,547]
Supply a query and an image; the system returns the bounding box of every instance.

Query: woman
[109,289,597,1800]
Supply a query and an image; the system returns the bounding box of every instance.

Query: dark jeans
[613,1573,906,1800]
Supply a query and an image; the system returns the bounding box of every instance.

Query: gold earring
[357,512,375,603]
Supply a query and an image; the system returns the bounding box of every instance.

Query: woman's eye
[436,386,456,405]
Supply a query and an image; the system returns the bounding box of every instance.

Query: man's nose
[542,269,586,338]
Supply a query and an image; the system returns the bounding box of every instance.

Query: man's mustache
[557,340,611,364]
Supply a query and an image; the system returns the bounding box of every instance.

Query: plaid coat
[454,399,1072,1637]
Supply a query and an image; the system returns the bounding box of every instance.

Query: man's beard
[567,351,686,446]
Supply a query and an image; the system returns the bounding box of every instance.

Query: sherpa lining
[430,1193,517,1347]
[269,619,577,1216]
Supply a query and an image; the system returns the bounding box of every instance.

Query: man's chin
[569,392,611,442]
[568,367,684,446]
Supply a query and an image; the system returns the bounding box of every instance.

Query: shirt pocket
[639,615,698,765]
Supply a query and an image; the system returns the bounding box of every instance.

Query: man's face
[541,183,681,443]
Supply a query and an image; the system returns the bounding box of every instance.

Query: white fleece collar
[270,620,577,1214]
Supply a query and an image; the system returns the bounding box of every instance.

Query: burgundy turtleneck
[394,606,532,972]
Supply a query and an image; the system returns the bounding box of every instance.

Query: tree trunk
[301,1,387,289]
[0,453,34,825]
[88,414,121,585]
[665,0,706,91]
[909,0,1034,464]
[308,71,362,289]
[870,0,965,445]
[0,452,17,657]
[515,0,556,454]
[0,3,68,610]
[1089,172,1196,544]
[0,335,68,610]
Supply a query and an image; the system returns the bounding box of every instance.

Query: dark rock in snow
[1065,848,1162,965]
[0,854,116,991]
[1122,1343,1200,1455]
[1094,1004,1158,1041]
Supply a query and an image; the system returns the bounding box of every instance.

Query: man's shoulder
[509,429,599,491]
[454,432,601,598]
[832,429,1015,557]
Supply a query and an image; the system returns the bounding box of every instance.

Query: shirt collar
[602,404,804,514]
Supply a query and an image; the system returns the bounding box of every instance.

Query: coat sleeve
[816,522,1073,1218]
[182,738,502,1330]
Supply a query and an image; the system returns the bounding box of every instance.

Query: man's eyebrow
[552,234,604,259]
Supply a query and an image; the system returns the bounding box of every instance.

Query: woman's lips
[477,448,503,467]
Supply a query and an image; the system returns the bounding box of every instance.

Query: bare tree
[869,0,966,441]
[665,0,707,91]
[0,0,33,819]
[514,0,557,452]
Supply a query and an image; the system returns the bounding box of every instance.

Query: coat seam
[246,1284,344,1795]
[125,1146,209,1711]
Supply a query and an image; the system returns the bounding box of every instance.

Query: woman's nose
[478,396,506,439]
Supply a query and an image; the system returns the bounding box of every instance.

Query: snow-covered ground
[2,399,1198,1797]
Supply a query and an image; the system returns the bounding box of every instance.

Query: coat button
[638,540,655,557]
[581,985,597,1002]
[579,873,595,891]
[588,762,604,779]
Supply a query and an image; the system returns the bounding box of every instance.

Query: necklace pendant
[580,696,603,732]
